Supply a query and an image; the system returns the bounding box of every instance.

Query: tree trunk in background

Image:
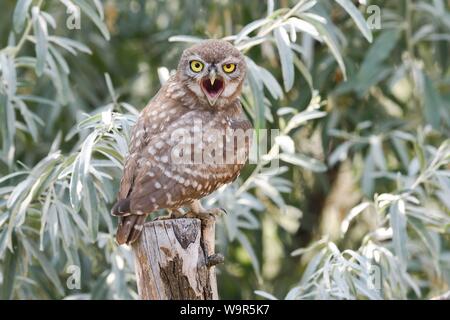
[132,217,222,299]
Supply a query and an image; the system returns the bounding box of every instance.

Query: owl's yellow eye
[190,60,204,73]
[222,63,236,73]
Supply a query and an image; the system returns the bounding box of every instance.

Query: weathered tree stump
[131,217,222,300]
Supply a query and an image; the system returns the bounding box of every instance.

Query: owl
[112,40,252,245]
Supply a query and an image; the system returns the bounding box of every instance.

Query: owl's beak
[209,69,217,86]
[201,69,224,106]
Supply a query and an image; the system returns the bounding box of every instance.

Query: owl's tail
[111,198,146,245]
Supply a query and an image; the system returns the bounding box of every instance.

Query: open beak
[209,69,217,86]
[200,68,224,106]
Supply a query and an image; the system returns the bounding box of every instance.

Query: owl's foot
[185,200,226,220]
[153,209,184,221]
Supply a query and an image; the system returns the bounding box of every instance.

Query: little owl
[112,40,252,245]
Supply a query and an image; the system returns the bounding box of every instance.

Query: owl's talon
[207,253,225,267]
[153,214,172,221]
[153,209,184,221]
[208,208,225,217]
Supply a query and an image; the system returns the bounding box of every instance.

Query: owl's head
[177,39,246,107]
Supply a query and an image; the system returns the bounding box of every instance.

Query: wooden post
[131,217,223,300]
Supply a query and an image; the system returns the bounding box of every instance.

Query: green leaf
[287,17,321,40]
[0,53,17,96]
[246,58,266,131]
[83,175,99,241]
[14,97,40,141]
[302,14,347,79]
[21,237,65,296]
[69,156,82,211]
[341,202,371,235]
[353,30,400,94]
[13,0,32,33]
[279,153,327,172]
[72,0,110,40]
[235,18,270,43]
[370,136,386,171]
[389,200,408,267]
[168,35,203,43]
[361,152,375,196]
[48,44,70,74]
[293,56,313,92]
[257,66,283,99]
[254,290,278,300]
[104,73,117,103]
[421,73,442,129]
[0,93,16,167]
[285,110,327,133]
[48,36,92,55]
[236,232,262,283]
[274,27,294,91]
[39,191,52,251]
[31,6,48,76]
[335,0,373,43]
[0,246,17,299]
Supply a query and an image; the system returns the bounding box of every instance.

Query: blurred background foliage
[0,0,449,299]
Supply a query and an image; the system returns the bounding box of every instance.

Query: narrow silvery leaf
[258,66,283,99]
[292,55,314,91]
[274,27,294,91]
[237,232,262,283]
[40,11,56,29]
[389,200,408,267]
[254,178,285,208]
[287,17,321,40]
[275,135,295,154]
[328,140,353,166]
[235,18,270,43]
[73,0,110,40]
[13,0,32,33]
[370,136,387,171]
[104,73,117,102]
[32,6,48,76]
[300,0,318,12]
[168,35,203,43]
[267,0,274,15]
[421,72,442,129]
[21,237,65,295]
[14,97,39,141]
[362,152,374,196]
[49,45,70,74]
[39,190,52,251]
[0,248,17,299]
[285,110,326,133]
[279,153,327,172]
[335,0,373,42]
[254,290,278,300]
[0,53,17,96]
[341,202,371,235]
[69,155,82,211]
[93,0,104,20]
[48,36,92,55]
[246,58,265,131]
[302,16,347,79]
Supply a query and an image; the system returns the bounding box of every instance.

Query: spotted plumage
[112,40,252,245]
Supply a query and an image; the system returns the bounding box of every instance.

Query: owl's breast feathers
[113,78,252,218]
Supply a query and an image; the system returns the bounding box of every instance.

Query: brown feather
[112,40,252,245]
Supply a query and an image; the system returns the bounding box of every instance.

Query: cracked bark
[132,217,221,300]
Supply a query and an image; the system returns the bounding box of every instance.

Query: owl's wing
[128,105,253,214]
[116,80,179,204]
[127,110,207,213]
